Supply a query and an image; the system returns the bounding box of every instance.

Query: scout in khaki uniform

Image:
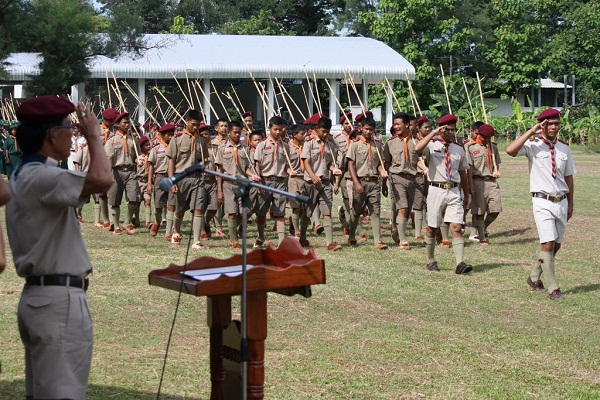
[413,116,431,241]
[147,123,175,238]
[347,117,388,249]
[72,135,89,221]
[506,108,575,300]
[253,116,292,247]
[165,110,210,249]
[198,124,221,241]
[415,114,472,274]
[384,112,421,249]
[215,120,257,249]
[209,118,230,238]
[104,112,141,235]
[465,123,502,245]
[7,97,112,400]
[333,111,353,235]
[287,124,307,238]
[96,107,118,228]
[299,117,343,250]
[136,136,152,228]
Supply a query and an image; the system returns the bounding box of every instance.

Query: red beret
[349,128,361,139]
[537,108,560,122]
[436,114,458,126]
[198,124,212,133]
[71,122,80,127]
[339,112,353,125]
[143,121,157,130]
[303,113,326,126]
[101,108,118,120]
[159,123,176,133]
[417,116,429,125]
[114,112,129,123]
[16,96,75,123]
[242,111,254,118]
[355,111,373,123]
[478,124,495,137]
[138,136,149,146]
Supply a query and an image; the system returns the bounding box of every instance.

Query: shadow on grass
[565,283,600,294]
[471,262,517,273]
[0,380,205,400]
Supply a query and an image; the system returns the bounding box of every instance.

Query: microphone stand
[164,164,310,400]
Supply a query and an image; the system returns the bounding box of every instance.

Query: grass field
[0,146,599,399]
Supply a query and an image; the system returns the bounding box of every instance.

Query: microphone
[158,162,210,192]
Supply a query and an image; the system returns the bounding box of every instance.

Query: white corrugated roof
[3,34,415,81]
[539,78,571,89]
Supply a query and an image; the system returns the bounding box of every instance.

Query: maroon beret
[349,127,361,139]
[537,108,560,122]
[303,113,326,126]
[16,96,75,123]
[355,111,373,123]
[159,123,176,133]
[101,108,118,120]
[138,136,149,147]
[478,124,495,137]
[436,114,458,126]
[417,116,429,125]
[242,111,254,118]
[198,124,213,133]
[71,122,80,127]
[339,112,353,125]
[114,112,129,123]
[143,121,157,130]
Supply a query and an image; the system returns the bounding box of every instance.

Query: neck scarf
[538,135,557,179]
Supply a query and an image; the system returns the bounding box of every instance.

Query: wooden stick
[268,74,282,116]
[230,84,247,117]
[346,70,366,114]
[121,80,160,124]
[195,80,219,120]
[462,78,476,121]
[211,82,231,121]
[170,72,193,110]
[440,64,452,114]
[154,86,185,121]
[224,91,251,132]
[276,78,306,121]
[105,69,112,108]
[248,72,269,121]
[313,73,323,115]
[384,77,403,113]
[404,72,422,116]
[185,70,195,109]
[303,69,320,115]
[324,78,348,124]
[300,84,311,117]
[153,96,167,123]
[274,79,295,123]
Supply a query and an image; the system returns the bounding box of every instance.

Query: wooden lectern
[148,237,326,400]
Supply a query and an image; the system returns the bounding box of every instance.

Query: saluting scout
[506,108,575,300]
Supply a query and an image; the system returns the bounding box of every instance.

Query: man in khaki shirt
[147,123,175,238]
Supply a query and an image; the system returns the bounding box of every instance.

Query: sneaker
[455,261,473,274]
[171,233,182,245]
[527,277,545,292]
[548,288,564,300]
[253,239,264,249]
[201,232,209,240]
[113,228,122,235]
[327,241,342,251]
[440,240,451,248]
[374,241,388,250]
[399,241,410,250]
[358,234,367,242]
[426,261,440,272]
[123,224,136,235]
[192,241,205,250]
[480,239,489,246]
[469,234,480,242]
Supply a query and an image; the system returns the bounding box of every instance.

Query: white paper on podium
[181,265,255,281]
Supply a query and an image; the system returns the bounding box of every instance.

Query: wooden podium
[148,237,326,400]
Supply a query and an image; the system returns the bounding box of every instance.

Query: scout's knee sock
[277,220,286,244]
[371,214,381,243]
[205,209,217,232]
[216,205,225,230]
[193,214,204,244]
[228,218,238,242]
[145,205,152,226]
[154,209,162,225]
[323,218,333,245]
[484,213,498,231]
[425,235,436,262]
[538,251,558,293]
[422,210,428,231]
[94,203,101,224]
[111,206,120,230]
[291,212,300,236]
[452,237,465,265]
[300,215,310,241]
[475,218,486,241]
[414,210,424,237]
[312,207,321,228]
[471,215,478,237]
[173,214,183,235]
[396,215,408,243]
[440,223,450,241]
[166,210,174,235]
[162,208,167,222]
[348,213,359,240]
[101,197,110,223]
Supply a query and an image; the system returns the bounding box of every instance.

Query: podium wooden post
[149,237,326,400]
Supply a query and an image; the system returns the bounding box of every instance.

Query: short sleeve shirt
[465,142,501,178]
[301,136,335,181]
[165,130,209,173]
[422,139,469,183]
[215,141,250,178]
[147,139,170,174]
[254,136,289,178]
[105,132,137,167]
[346,138,384,178]
[383,135,419,175]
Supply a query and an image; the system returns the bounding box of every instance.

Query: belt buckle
[551,195,562,203]
[442,182,453,190]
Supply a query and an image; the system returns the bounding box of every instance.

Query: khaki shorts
[471,179,502,215]
[256,179,288,218]
[390,173,415,210]
[201,177,219,212]
[348,179,381,216]
[287,176,306,209]
[304,179,333,218]
[18,285,92,400]
[427,185,464,228]
[223,181,242,215]
[412,173,427,210]
[175,175,205,212]
[108,169,141,205]
[533,197,568,243]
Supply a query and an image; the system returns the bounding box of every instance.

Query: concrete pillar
[328,79,339,124]
[70,82,85,104]
[385,84,393,136]
[203,79,211,123]
[307,79,314,117]
[267,80,275,119]
[362,79,369,111]
[137,78,146,128]
[14,84,24,99]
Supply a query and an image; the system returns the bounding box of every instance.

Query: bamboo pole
[276,78,306,121]
[475,72,498,174]
[303,69,320,115]
[170,72,194,110]
[268,74,282,116]
[384,77,403,113]
[154,87,185,121]
[462,78,476,122]
[105,69,112,107]
[248,72,269,121]
[346,70,367,114]
[300,85,311,117]
[121,80,160,124]
[211,82,232,121]
[312,72,323,115]
[185,70,195,109]
[404,71,422,116]
[195,80,219,120]
[440,64,452,114]
[224,91,251,132]
[274,79,295,123]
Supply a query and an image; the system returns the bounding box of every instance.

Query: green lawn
[0,147,599,399]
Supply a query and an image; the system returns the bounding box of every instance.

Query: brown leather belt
[393,172,416,179]
[115,165,135,172]
[430,182,458,189]
[359,176,380,182]
[532,192,567,203]
[473,176,496,182]
[263,176,287,182]
[26,275,89,291]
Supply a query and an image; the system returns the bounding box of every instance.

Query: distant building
[489,78,572,117]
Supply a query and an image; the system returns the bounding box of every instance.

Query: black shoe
[455,261,473,274]
[527,277,545,292]
[548,288,564,300]
[426,261,440,272]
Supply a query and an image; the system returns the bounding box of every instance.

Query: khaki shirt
[165,130,209,173]
[254,136,290,178]
[105,132,138,167]
[73,142,89,172]
[288,141,304,175]
[7,157,91,277]
[215,141,250,178]
[302,136,335,181]
[147,138,169,174]
[346,138,384,178]
[383,135,419,175]
[465,141,501,178]
[422,139,469,183]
